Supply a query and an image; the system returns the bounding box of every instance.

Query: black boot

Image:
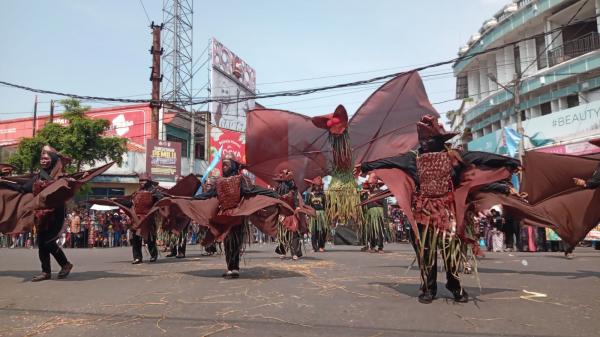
[447,284,469,303]
[57,263,73,279]
[418,291,435,304]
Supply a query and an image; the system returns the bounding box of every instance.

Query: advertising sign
[468,100,600,155]
[0,104,152,148]
[208,127,245,177]
[210,38,256,132]
[146,139,182,182]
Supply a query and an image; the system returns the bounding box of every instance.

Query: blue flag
[195,145,223,196]
[504,127,521,158]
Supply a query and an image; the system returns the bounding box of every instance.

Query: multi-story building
[454,0,600,156]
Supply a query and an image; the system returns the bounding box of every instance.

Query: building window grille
[455,76,468,99]
[541,102,552,116]
[567,94,579,108]
[535,36,548,69]
[514,46,522,76]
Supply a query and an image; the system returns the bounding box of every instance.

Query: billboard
[208,127,245,177]
[210,38,256,132]
[0,104,152,148]
[468,100,600,155]
[146,139,182,182]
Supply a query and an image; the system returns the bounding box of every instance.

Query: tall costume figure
[360,174,386,253]
[304,176,328,252]
[246,72,439,245]
[360,116,522,303]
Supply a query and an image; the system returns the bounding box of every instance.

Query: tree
[9,99,127,173]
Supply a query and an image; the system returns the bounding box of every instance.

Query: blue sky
[0,0,506,121]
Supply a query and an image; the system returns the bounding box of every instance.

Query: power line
[1,13,599,109]
[138,0,151,25]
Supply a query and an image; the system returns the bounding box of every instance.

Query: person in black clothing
[129,173,161,264]
[23,146,74,282]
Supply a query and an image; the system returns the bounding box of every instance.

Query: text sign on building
[469,101,600,155]
[210,38,256,132]
[146,139,182,182]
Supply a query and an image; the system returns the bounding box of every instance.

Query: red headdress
[310,105,349,135]
[417,115,458,143]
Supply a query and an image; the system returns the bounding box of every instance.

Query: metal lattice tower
[161,0,193,107]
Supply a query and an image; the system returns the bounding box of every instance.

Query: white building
[454,0,600,156]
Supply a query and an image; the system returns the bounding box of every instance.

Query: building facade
[454,0,600,156]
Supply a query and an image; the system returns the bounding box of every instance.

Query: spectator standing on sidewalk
[69,211,81,248]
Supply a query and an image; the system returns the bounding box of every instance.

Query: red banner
[209,127,245,177]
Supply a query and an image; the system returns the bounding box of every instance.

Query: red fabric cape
[246,71,439,190]
[89,174,201,236]
[0,162,114,234]
[484,151,600,246]
[151,195,295,243]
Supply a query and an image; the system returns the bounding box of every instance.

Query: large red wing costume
[500,151,600,246]
[246,71,439,190]
[0,162,115,234]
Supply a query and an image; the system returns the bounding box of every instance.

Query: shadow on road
[478,267,600,279]
[0,270,150,283]
[182,266,305,280]
[371,281,517,300]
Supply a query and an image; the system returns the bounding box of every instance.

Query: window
[566,94,579,108]
[541,102,552,116]
[455,76,468,99]
[166,135,188,158]
[535,36,548,69]
[514,46,522,76]
[89,187,125,199]
[520,110,526,122]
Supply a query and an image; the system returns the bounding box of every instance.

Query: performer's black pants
[276,231,302,257]
[225,225,245,271]
[38,218,69,274]
[131,233,157,261]
[408,224,462,296]
[311,230,327,251]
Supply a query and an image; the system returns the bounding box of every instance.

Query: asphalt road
[0,243,598,337]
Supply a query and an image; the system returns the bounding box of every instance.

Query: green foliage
[9,98,127,173]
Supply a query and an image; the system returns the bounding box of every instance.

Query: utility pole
[204,111,211,161]
[49,100,54,123]
[150,21,163,140]
[32,96,38,137]
[487,72,524,161]
[513,73,524,161]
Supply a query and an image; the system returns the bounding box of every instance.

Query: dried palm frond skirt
[363,206,385,245]
[310,209,329,234]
